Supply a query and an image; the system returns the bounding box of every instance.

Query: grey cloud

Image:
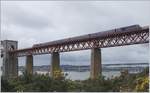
[102,45,149,63]
[2,4,50,30]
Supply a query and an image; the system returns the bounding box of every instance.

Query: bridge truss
[10,25,149,57]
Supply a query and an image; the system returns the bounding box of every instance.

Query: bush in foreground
[1,67,149,92]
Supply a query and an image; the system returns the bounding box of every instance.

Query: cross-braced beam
[10,25,149,57]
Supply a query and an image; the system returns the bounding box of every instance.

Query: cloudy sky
[1,1,149,66]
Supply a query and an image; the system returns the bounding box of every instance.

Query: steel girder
[10,26,149,57]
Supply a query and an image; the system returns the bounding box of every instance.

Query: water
[64,71,121,80]
[19,71,121,80]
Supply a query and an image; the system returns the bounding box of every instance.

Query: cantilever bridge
[1,24,149,79]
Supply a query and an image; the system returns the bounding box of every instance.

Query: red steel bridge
[2,24,149,79]
[10,25,149,57]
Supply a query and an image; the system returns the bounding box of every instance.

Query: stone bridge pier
[90,48,102,79]
[1,40,18,78]
[50,52,60,78]
[26,55,33,75]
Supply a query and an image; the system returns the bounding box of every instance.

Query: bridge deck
[10,25,149,57]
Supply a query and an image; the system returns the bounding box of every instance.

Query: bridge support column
[9,54,18,78]
[26,55,33,75]
[90,48,102,79]
[50,52,60,78]
[1,40,18,78]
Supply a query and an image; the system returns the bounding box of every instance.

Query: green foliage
[1,67,149,92]
[134,76,149,92]
[1,77,16,92]
[134,67,149,92]
[112,67,149,92]
[81,76,114,92]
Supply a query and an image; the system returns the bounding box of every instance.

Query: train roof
[33,24,144,48]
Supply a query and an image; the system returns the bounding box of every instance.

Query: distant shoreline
[18,63,149,73]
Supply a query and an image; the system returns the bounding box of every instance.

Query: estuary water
[19,71,121,80]
[64,71,121,80]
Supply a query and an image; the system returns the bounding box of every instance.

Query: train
[33,24,141,48]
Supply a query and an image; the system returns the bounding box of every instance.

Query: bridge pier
[26,55,33,75]
[50,52,60,78]
[9,54,18,78]
[90,48,102,79]
[1,40,18,78]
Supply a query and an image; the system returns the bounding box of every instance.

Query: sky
[1,1,149,66]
